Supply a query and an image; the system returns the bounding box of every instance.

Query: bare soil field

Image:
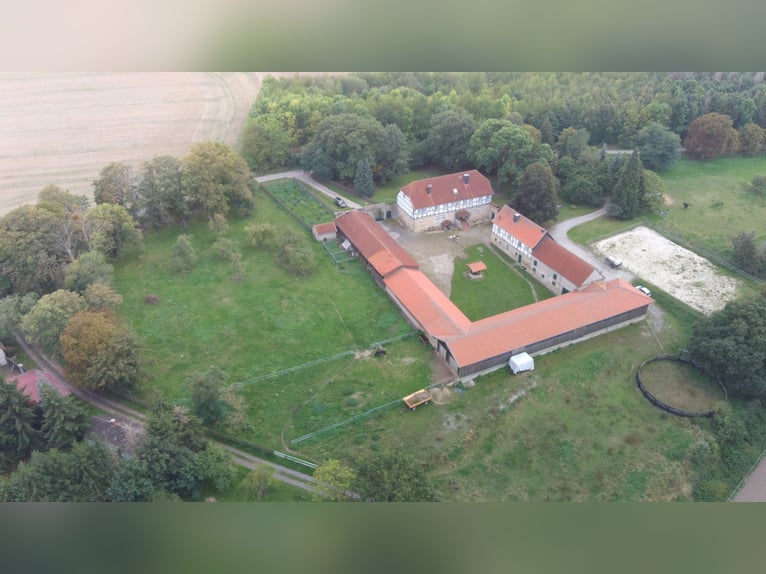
[594,226,742,315]
[0,72,332,217]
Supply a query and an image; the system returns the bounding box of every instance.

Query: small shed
[508,352,534,374]
[466,261,487,277]
[312,221,338,242]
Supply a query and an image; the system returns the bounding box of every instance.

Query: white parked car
[635,285,652,297]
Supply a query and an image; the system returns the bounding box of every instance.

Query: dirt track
[0,72,266,217]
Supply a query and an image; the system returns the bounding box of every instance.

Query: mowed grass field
[112,168,763,500]
[296,284,721,501]
[113,189,431,447]
[450,244,553,320]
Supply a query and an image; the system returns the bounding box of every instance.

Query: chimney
[463,173,470,184]
[426,184,432,195]
[513,213,520,223]
[453,188,458,195]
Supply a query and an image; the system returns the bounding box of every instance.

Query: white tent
[508,352,534,374]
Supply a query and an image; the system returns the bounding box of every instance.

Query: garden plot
[594,226,741,315]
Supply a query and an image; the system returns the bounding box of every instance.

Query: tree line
[0,389,236,502]
[241,73,763,227]
[242,72,766,176]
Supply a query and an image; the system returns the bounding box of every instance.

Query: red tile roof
[467,261,487,274]
[335,211,419,277]
[493,205,548,250]
[384,268,471,337]
[444,279,650,368]
[400,170,493,210]
[312,221,337,236]
[5,370,70,404]
[533,235,597,287]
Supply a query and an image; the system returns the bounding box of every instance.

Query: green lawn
[294,283,743,501]
[450,244,553,320]
[110,168,766,500]
[113,190,426,448]
[569,157,766,254]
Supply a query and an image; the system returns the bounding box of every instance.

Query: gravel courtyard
[380,219,492,296]
[593,226,742,315]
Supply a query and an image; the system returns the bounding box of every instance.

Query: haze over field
[0,72,263,217]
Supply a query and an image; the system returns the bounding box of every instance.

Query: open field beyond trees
[0,73,267,217]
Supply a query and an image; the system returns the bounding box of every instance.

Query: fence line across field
[173,331,416,404]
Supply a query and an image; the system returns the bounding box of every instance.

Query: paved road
[547,206,636,283]
[255,170,364,209]
[731,455,766,501]
[13,334,319,495]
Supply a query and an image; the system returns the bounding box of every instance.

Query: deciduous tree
[354,452,438,502]
[60,310,117,387]
[684,113,740,159]
[312,459,357,502]
[83,327,144,395]
[731,231,763,275]
[63,250,114,293]
[424,108,476,171]
[0,205,67,296]
[689,296,766,399]
[1,440,117,501]
[172,234,197,273]
[187,366,232,426]
[556,127,590,160]
[241,115,292,171]
[636,122,681,171]
[300,113,409,184]
[108,400,235,501]
[36,185,90,263]
[182,141,254,219]
[511,163,559,224]
[83,203,142,259]
[138,155,188,228]
[738,123,765,156]
[20,289,86,358]
[92,162,139,217]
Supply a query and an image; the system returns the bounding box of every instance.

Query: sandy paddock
[594,226,741,315]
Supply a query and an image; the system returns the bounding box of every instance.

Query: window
[533,260,538,267]
[553,273,558,280]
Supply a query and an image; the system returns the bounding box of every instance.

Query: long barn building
[335,210,652,378]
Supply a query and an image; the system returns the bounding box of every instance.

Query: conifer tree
[609,150,643,220]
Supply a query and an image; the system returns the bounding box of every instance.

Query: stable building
[334,209,652,380]
[396,170,494,232]
[335,210,418,287]
[491,205,599,294]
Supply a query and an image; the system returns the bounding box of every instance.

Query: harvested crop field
[0,72,265,217]
[594,226,741,315]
